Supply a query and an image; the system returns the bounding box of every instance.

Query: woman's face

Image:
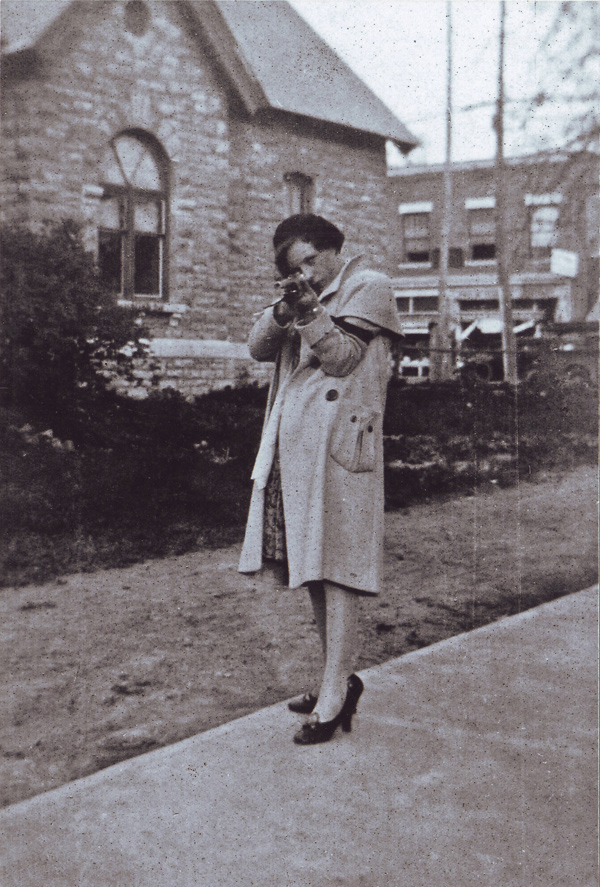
[285,240,343,295]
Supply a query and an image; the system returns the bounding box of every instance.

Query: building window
[285,172,314,214]
[467,207,496,261]
[429,247,464,269]
[398,201,433,265]
[513,298,537,311]
[458,299,500,312]
[416,295,439,312]
[98,132,168,299]
[395,290,439,314]
[529,205,559,258]
[402,213,431,263]
[465,197,496,262]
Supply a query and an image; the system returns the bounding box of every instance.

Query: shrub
[0,381,270,585]
[0,220,147,432]
[0,322,597,586]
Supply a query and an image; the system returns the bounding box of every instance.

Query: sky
[288,0,558,165]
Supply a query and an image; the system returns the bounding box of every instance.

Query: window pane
[114,135,162,190]
[98,229,123,292]
[98,196,125,229]
[396,297,411,313]
[286,174,314,215]
[470,220,495,237]
[135,201,160,233]
[469,209,495,239]
[404,213,430,262]
[114,136,145,183]
[130,151,162,190]
[469,209,495,259]
[458,299,499,311]
[404,213,429,237]
[406,249,430,262]
[415,296,439,312]
[449,247,464,268]
[100,146,127,186]
[406,236,430,252]
[101,137,162,190]
[471,243,496,260]
[531,206,559,248]
[134,233,160,295]
[288,180,302,214]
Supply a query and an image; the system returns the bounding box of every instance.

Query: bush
[383,375,597,505]
[0,331,597,586]
[0,220,147,430]
[0,382,269,586]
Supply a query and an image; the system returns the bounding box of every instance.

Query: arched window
[98,132,169,299]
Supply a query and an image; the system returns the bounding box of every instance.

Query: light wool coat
[239,257,402,594]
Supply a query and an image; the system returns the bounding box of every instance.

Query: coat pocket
[330,406,381,473]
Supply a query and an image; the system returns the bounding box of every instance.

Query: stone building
[1,0,417,395]
[388,152,599,380]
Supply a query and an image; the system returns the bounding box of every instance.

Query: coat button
[325,389,339,401]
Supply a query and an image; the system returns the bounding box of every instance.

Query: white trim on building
[398,201,433,214]
[464,196,496,209]
[525,193,563,206]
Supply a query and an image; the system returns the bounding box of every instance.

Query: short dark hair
[273,214,345,275]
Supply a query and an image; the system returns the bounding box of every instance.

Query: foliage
[0,374,597,587]
[0,220,148,429]
[524,1,600,153]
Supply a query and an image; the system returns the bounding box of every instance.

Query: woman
[239,214,402,744]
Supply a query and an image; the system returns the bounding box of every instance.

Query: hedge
[1,373,596,587]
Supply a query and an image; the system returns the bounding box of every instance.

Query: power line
[403,96,532,127]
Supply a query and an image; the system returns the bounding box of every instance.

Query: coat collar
[319,255,364,302]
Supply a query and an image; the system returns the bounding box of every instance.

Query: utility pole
[436,0,454,380]
[495,0,518,384]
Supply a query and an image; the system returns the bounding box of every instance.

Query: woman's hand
[294,285,320,320]
[274,279,319,325]
[272,298,297,326]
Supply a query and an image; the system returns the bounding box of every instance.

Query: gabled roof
[197,2,417,149]
[2,0,417,151]
[1,0,73,53]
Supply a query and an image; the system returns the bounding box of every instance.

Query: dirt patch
[1,465,597,807]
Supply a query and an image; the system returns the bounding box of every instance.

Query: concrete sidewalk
[1,587,597,887]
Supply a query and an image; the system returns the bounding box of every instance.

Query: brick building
[1,0,417,395]
[388,152,599,380]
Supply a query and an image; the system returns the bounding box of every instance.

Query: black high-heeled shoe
[293,674,364,745]
[288,691,318,714]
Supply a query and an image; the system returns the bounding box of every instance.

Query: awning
[513,319,535,334]
[456,318,535,341]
